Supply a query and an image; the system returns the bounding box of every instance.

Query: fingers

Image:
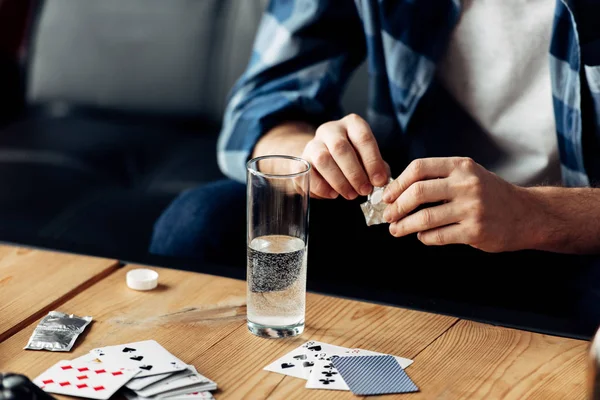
[306,140,358,200]
[383,178,450,223]
[416,224,464,246]
[309,168,338,199]
[303,113,387,200]
[389,202,458,238]
[342,114,389,187]
[319,123,372,196]
[383,158,455,203]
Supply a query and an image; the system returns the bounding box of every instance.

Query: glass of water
[246,155,310,338]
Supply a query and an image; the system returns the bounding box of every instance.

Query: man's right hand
[301,113,389,199]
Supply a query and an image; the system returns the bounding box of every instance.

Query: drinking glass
[246,155,310,338]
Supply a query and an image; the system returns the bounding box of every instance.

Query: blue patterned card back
[331,355,419,395]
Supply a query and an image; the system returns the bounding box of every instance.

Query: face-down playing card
[161,392,215,399]
[125,371,176,391]
[263,340,349,380]
[151,382,218,399]
[133,365,215,398]
[331,354,419,396]
[90,340,187,378]
[124,390,215,400]
[307,348,414,391]
[33,359,139,400]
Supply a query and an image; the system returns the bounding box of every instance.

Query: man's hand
[381,157,537,253]
[302,114,389,199]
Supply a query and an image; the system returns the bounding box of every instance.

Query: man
[151,1,600,334]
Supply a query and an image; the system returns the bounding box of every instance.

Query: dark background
[0,0,368,264]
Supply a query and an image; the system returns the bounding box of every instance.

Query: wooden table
[0,245,120,342]
[0,248,592,399]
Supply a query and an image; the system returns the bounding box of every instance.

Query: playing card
[71,352,104,364]
[134,366,211,397]
[33,359,139,400]
[331,355,419,395]
[306,348,413,391]
[305,359,348,391]
[263,340,349,380]
[162,391,215,399]
[126,371,177,391]
[344,348,413,369]
[124,390,215,400]
[90,340,187,378]
[151,381,218,399]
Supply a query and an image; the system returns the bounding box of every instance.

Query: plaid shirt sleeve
[217,0,366,183]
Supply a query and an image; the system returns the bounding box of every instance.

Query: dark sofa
[0,0,369,263]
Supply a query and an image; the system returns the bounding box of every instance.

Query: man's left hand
[382,157,537,253]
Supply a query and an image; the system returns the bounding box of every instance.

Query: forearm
[523,186,600,254]
[251,121,315,175]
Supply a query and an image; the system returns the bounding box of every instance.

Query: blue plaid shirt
[218,0,600,187]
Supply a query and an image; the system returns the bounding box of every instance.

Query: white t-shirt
[437,0,562,186]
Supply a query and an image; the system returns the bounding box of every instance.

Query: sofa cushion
[25,0,368,123]
[26,0,220,118]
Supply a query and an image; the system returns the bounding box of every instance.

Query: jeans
[150,178,600,336]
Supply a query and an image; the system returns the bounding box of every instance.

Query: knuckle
[362,157,382,171]
[411,182,425,201]
[354,130,374,146]
[458,157,477,172]
[344,113,363,124]
[386,180,399,195]
[313,149,331,166]
[302,139,316,155]
[331,138,351,155]
[435,229,445,244]
[305,138,323,151]
[410,159,425,176]
[347,168,367,183]
[315,121,334,138]
[420,208,433,227]
[394,199,407,217]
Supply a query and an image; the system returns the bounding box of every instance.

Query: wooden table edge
[0,260,122,343]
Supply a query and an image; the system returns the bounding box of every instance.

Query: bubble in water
[247,235,307,327]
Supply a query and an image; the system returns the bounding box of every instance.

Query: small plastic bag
[24,311,92,352]
[360,178,393,226]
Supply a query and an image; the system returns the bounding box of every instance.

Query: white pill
[126,268,159,291]
[371,190,383,204]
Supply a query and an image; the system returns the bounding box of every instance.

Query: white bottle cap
[126,268,159,291]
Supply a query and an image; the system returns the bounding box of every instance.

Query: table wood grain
[0,264,456,399]
[0,262,591,399]
[0,245,120,343]
[404,319,589,399]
